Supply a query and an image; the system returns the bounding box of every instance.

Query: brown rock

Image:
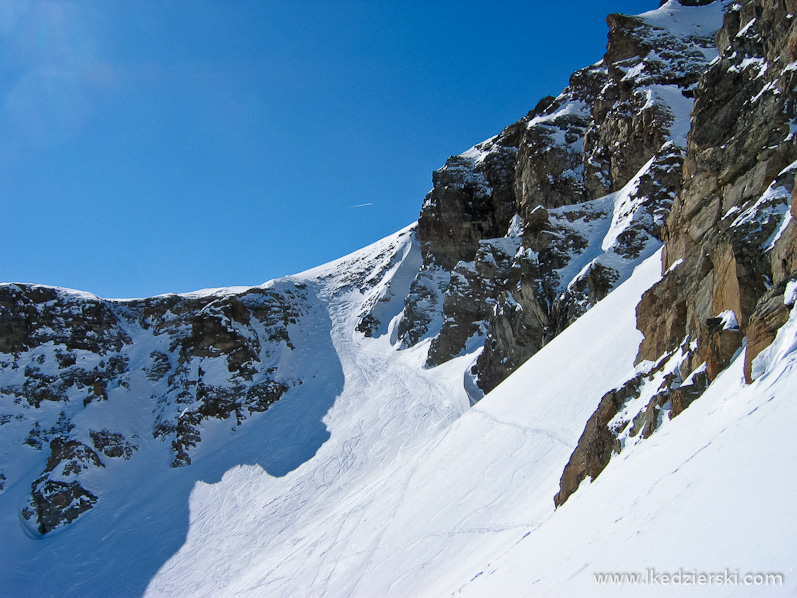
[636,0,797,384]
[697,316,742,381]
[670,368,709,417]
[554,377,640,507]
[44,437,104,476]
[744,285,792,383]
[22,477,98,535]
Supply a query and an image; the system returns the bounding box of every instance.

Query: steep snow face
[454,289,797,597]
[0,224,474,597]
[142,251,663,598]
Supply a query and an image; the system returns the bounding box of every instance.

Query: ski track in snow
[139,248,664,598]
[469,409,574,448]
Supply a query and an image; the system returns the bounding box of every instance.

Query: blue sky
[1,0,655,298]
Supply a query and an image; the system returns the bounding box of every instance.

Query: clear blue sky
[1,0,655,298]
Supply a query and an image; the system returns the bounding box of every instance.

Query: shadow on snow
[2,288,344,598]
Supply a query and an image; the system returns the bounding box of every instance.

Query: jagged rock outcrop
[21,437,104,534]
[557,0,797,508]
[637,0,797,379]
[554,377,639,507]
[417,129,523,272]
[22,478,98,535]
[427,231,522,366]
[556,336,710,507]
[1,227,417,535]
[0,280,308,532]
[399,0,724,396]
[134,287,306,467]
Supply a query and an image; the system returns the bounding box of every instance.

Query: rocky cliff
[556,0,797,506]
[395,0,727,398]
[0,281,303,532]
[0,229,418,535]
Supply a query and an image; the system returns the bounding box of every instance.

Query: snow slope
[4,226,794,598]
[455,296,797,597]
[142,249,663,597]
[147,247,797,598]
[0,226,472,598]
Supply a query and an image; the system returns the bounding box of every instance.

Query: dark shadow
[0,282,344,598]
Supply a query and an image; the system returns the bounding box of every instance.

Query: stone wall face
[402,1,723,395]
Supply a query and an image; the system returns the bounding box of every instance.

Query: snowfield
[4,163,796,597]
[119,237,795,598]
[143,242,664,598]
[143,240,797,598]
[457,301,797,597]
[2,232,795,598]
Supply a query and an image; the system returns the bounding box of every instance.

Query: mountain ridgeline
[1,0,795,549]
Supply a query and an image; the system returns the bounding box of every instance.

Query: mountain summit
[2,1,796,596]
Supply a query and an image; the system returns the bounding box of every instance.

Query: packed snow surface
[457,295,797,598]
[140,250,663,598]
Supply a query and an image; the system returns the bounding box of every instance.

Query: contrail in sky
[348,202,374,208]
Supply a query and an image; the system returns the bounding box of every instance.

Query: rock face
[399,0,722,396]
[637,0,797,377]
[395,0,797,509]
[556,0,797,507]
[554,377,639,508]
[0,226,418,535]
[0,281,305,532]
[555,341,710,506]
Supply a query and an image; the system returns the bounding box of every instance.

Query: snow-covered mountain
[2,1,796,596]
